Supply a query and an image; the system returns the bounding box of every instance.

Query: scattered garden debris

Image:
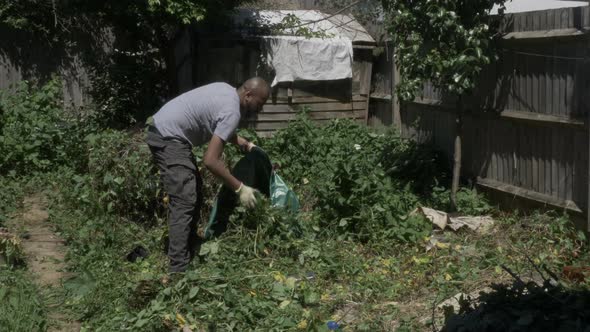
[0,227,23,267]
[437,287,492,314]
[562,266,590,283]
[413,207,495,233]
[126,245,150,263]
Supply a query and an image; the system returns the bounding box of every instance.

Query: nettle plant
[382,0,506,210]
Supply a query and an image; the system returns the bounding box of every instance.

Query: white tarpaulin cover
[233,9,372,86]
[263,36,353,86]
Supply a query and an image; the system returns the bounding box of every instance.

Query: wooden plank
[246,118,365,130]
[518,125,529,189]
[263,101,365,112]
[491,119,498,180]
[498,120,505,183]
[524,12,535,31]
[544,47,552,116]
[559,56,567,117]
[532,47,539,114]
[537,125,545,195]
[582,126,589,212]
[517,52,525,112]
[500,109,585,126]
[522,48,536,112]
[270,95,367,104]
[364,60,373,124]
[246,111,365,122]
[507,122,514,184]
[360,61,371,95]
[551,126,559,197]
[537,46,545,115]
[547,8,556,31]
[527,124,534,190]
[531,12,543,31]
[560,8,569,30]
[558,130,568,199]
[552,44,560,116]
[573,41,584,117]
[521,12,528,31]
[566,46,576,117]
[507,49,515,111]
[532,126,539,192]
[543,125,551,196]
[565,130,573,201]
[475,117,484,177]
[477,176,583,213]
[502,28,587,40]
[410,99,586,127]
[540,9,548,34]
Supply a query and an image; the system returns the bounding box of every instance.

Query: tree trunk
[450,97,463,212]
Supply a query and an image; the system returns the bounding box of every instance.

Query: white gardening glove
[240,142,256,153]
[235,183,258,209]
[241,142,256,153]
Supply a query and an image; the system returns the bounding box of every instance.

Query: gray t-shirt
[153,82,240,146]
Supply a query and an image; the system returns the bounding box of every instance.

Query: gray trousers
[145,127,202,272]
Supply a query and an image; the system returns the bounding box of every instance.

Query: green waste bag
[204,147,298,239]
[270,172,299,213]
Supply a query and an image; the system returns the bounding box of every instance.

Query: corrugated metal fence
[370,7,590,225]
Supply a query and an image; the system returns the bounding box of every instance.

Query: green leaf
[188,287,199,300]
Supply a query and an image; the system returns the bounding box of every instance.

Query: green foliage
[87,52,168,128]
[0,269,47,331]
[382,0,506,100]
[147,0,206,24]
[0,79,87,175]
[30,112,590,331]
[0,176,24,226]
[0,0,54,33]
[272,13,333,38]
[0,0,250,128]
[430,187,493,215]
[263,114,431,243]
[84,130,164,223]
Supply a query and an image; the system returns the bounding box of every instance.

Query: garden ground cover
[1,80,590,331]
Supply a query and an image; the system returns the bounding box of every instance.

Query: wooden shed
[180,9,376,136]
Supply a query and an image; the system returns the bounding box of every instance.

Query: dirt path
[12,194,80,332]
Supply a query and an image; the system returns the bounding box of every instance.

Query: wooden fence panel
[375,6,590,218]
[384,7,590,220]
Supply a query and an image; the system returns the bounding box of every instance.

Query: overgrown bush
[88,52,167,129]
[0,79,89,175]
[263,115,432,243]
[429,186,493,215]
[82,130,164,224]
[0,176,24,226]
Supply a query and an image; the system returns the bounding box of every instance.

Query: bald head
[241,77,270,99]
[238,77,270,115]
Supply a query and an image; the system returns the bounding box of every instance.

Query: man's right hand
[235,183,258,209]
